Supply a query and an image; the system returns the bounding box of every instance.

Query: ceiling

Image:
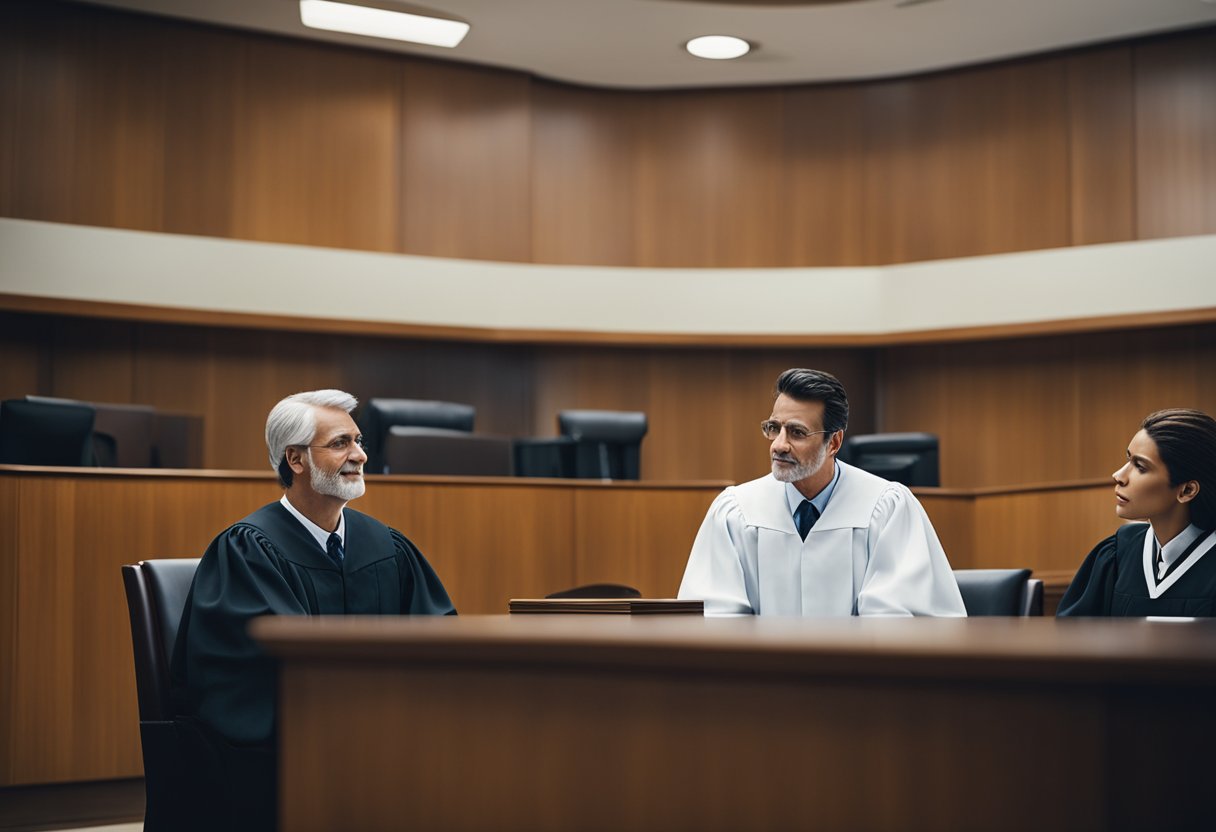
[79,0,1216,89]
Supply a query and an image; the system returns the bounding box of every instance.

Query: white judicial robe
[678,462,966,617]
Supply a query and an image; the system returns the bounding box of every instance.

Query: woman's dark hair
[774,368,849,435]
[1142,408,1216,530]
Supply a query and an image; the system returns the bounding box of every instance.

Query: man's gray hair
[266,389,359,485]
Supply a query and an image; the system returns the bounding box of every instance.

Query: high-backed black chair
[383,426,514,476]
[121,558,201,831]
[954,568,1043,616]
[27,395,156,467]
[839,432,940,487]
[357,398,476,474]
[558,409,648,480]
[0,398,96,466]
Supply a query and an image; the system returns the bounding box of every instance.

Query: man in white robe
[678,368,966,617]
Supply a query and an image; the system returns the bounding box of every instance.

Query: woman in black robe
[1058,408,1216,617]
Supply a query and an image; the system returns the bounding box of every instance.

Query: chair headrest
[954,568,1032,616]
[363,399,475,433]
[558,410,648,443]
[844,432,938,454]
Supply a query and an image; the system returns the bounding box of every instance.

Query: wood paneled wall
[5,308,1215,489]
[2,1,1214,267]
[0,468,726,785]
[0,309,878,485]
[880,325,1216,487]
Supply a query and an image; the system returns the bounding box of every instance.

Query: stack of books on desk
[508,598,704,615]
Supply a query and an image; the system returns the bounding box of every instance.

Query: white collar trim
[1142,523,1216,599]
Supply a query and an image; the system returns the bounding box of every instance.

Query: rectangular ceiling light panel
[299,0,469,48]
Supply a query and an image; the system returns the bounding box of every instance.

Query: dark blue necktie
[326,532,345,567]
[794,500,820,541]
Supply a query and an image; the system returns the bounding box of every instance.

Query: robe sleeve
[389,528,457,615]
[677,489,755,616]
[855,485,968,617]
[171,524,310,745]
[1055,534,1119,617]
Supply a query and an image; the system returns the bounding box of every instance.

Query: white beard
[309,454,366,501]
[772,441,828,483]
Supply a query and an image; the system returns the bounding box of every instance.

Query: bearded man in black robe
[170,389,455,830]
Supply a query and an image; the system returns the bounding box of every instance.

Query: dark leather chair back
[383,426,514,476]
[0,398,96,466]
[954,568,1043,616]
[358,398,476,473]
[839,432,940,487]
[26,395,160,467]
[121,558,201,830]
[151,411,204,468]
[558,409,648,480]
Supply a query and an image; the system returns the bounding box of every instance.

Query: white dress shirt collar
[280,494,345,552]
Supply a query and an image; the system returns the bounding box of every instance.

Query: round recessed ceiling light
[686,35,750,60]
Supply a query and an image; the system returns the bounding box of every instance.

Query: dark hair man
[678,369,965,616]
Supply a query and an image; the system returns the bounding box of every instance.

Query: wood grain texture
[530,83,636,265]
[862,58,1072,264]
[918,480,1120,576]
[160,24,244,239]
[572,486,713,597]
[784,83,868,266]
[264,616,1216,832]
[1134,28,1216,240]
[0,478,18,783]
[1066,47,1136,244]
[4,307,1214,488]
[632,88,787,267]
[879,323,1216,488]
[914,493,976,569]
[0,468,725,785]
[278,655,1104,831]
[69,10,166,233]
[879,336,1083,487]
[358,481,580,614]
[233,37,401,251]
[1,2,86,225]
[4,3,1216,267]
[400,59,533,261]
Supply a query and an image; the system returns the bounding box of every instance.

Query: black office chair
[0,398,97,466]
[27,395,157,467]
[357,398,476,474]
[558,409,648,480]
[953,568,1043,616]
[382,426,514,476]
[839,432,939,487]
[121,558,201,831]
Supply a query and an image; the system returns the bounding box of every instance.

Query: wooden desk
[0,466,724,785]
[0,464,1125,786]
[256,615,1216,832]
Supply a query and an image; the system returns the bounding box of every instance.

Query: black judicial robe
[1057,522,1216,617]
[172,501,455,745]
[167,502,454,831]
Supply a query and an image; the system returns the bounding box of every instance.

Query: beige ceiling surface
[76,0,1216,89]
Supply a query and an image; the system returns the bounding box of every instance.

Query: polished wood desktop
[0,463,1126,786]
[256,615,1216,832]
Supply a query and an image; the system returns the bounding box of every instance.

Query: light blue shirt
[783,459,841,521]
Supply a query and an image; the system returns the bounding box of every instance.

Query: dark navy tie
[794,500,820,541]
[326,532,345,567]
